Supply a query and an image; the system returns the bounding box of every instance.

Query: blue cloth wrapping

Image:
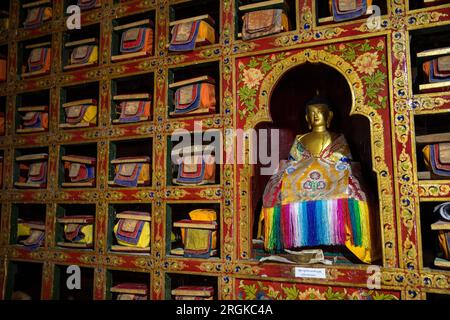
[116,220,145,245]
[114,163,143,187]
[176,158,205,184]
[429,59,450,83]
[173,84,202,115]
[332,0,367,22]
[169,21,200,52]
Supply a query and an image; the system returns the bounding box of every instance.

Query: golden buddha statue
[259,94,375,264]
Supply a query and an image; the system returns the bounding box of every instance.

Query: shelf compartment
[414,113,450,180]
[168,132,220,186]
[111,73,154,124]
[63,24,99,71]
[111,12,155,62]
[108,138,152,188]
[410,25,450,95]
[11,203,47,250]
[431,220,450,269]
[60,82,99,129]
[21,0,53,30]
[169,0,220,50]
[109,206,151,254]
[166,202,220,259]
[16,89,50,134]
[53,265,94,300]
[6,261,43,300]
[315,0,387,26]
[236,0,293,40]
[19,37,52,79]
[168,61,220,118]
[107,270,150,300]
[0,1,10,32]
[14,148,48,189]
[59,143,97,188]
[166,273,218,300]
[56,204,96,250]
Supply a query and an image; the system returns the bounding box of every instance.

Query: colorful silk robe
[261,133,374,263]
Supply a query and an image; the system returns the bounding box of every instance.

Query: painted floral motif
[238,281,399,300]
[353,52,381,75]
[237,53,287,120]
[325,40,387,110]
[242,68,264,89]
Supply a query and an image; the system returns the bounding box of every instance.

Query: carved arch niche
[235,39,398,267]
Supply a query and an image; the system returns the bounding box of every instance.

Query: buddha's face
[306,104,333,130]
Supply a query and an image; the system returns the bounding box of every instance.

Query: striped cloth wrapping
[263,198,370,253]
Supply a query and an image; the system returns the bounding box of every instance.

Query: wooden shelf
[434,257,450,268]
[417,47,450,58]
[61,182,95,188]
[111,51,150,62]
[113,19,150,31]
[22,0,51,9]
[57,242,93,249]
[419,81,450,92]
[63,62,97,71]
[113,93,150,101]
[110,246,150,252]
[416,132,450,144]
[16,128,46,134]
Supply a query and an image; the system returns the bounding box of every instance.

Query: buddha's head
[305,94,333,131]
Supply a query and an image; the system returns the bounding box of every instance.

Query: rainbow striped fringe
[263,198,370,252]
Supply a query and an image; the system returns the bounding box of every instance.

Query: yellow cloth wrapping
[64,224,93,244]
[197,21,216,45]
[82,105,97,125]
[113,221,150,248]
[17,223,31,237]
[184,229,211,252]
[188,209,217,221]
[423,145,432,171]
[181,209,217,249]
[113,163,150,185]
[70,45,98,65]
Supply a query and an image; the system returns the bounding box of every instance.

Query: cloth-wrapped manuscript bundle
[24,46,51,77]
[240,0,289,40]
[169,15,215,51]
[171,286,214,300]
[170,76,216,117]
[423,143,450,177]
[109,157,151,187]
[17,106,49,133]
[112,211,151,252]
[14,153,48,189]
[172,145,216,185]
[57,215,94,248]
[18,221,45,251]
[62,155,96,187]
[172,209,218,258]
[23,3,52,29]
[111,283,148,300]
[60,99,97,129]
[329,0,372,22]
